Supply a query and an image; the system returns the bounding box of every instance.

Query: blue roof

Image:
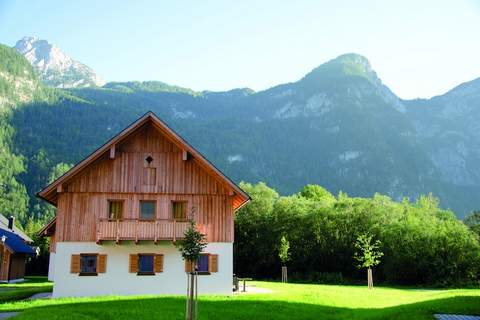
[0,229,35,254]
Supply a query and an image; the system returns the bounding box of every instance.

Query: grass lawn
[0,281,479,319]
[0,277,52,302]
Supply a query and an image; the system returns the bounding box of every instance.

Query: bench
[236,277,252,292]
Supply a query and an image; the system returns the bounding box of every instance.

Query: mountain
[2,41,480,219]
[14,37,105,88]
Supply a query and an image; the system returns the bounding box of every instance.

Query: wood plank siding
[54,122,236,243]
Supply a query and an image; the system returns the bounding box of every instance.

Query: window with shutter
[154,254,164,273]
[80,254,98,275]
[97,254,107,273]
[70,255,80,273]
[197,254,209,273]
[172,201,187,221]
[140,201,156,220]
[138,254,155,275]
[185,260,194,273]
[208,254,218,273]
[129,254,139,273]
[108,200,123,220]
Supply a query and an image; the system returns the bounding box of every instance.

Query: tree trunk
[367,268,373,289]
[186,272,196,320]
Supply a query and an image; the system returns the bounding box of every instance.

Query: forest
[234,182,480,286]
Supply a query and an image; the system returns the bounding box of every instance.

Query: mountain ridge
[14,36,105,88]
[3,39,480,218]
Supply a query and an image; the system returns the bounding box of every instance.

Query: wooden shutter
[185,260,194,273]
[154,254,164,273]
[208,254,218,273]
[70,254,80,273]
[97,254,107,273]
[129,254,138,273]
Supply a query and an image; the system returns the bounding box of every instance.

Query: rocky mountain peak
[14,36,105,88]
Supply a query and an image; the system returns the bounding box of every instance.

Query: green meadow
[0,279,479,319]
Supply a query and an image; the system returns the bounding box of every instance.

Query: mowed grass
[0,281,479,319]
[0,277,52,302]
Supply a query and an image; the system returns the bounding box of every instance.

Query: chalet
[0,216,36,282]
[37,112,249,297]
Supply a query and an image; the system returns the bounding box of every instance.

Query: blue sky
[1,0,479,99]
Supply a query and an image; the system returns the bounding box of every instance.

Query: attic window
[145,156,153,165]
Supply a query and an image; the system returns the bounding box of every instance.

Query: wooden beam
[56,184,63,193]
[109,145,116,159]
[182,150,188,161]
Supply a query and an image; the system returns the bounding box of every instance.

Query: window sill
[79,272,98,276]
[137,272,155,276]
[196,272,211,276]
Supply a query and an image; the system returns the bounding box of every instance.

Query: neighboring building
[37,112,249,297]
[0,216,36,282]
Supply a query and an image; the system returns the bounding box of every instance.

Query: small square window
[138,254,154,275]
[80,254,97,275]
[172,201,187,221]
[108,200,123,220]
[197,254,209,273]
[142,167,156,185]
[140,201,156,220]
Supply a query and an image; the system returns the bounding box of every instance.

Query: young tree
[354,233,383,289]
[176,220,207,320]
[279,235,291,282]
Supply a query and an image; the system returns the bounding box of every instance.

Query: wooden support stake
[115,219,120,244]
[135,220,139,244]
[173,219,176,242]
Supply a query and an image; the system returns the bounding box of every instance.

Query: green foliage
[176,220,207,264]
[299,184,336,206]
[48,162,73,183]
[279,235,291,265]
[464,211,480,239]
[354,233,383,269]
[235,182,480,286]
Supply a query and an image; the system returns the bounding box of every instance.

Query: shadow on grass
[0,277,52,303]
[6,294,480,320]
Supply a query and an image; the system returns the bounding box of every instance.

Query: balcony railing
[96,218,190,243]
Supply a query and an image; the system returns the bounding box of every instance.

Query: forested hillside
[1,43,480,225]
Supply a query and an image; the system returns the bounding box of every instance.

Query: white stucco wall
[52,241,232,297]
[48,252,55,281]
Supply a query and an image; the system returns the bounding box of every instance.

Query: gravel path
[435,314,480,320]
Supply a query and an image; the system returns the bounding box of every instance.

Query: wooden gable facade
[38,112,249,247]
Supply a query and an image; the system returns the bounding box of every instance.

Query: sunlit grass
[0,280,478,319]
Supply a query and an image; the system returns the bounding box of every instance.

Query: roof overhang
[36,112,250,210]
[37,217,56,237]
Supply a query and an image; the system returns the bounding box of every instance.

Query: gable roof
[0,228,36,255]
[0,215,33,243]
[37,111,250,210]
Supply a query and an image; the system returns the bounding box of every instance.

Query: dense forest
[234,182,480,286]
